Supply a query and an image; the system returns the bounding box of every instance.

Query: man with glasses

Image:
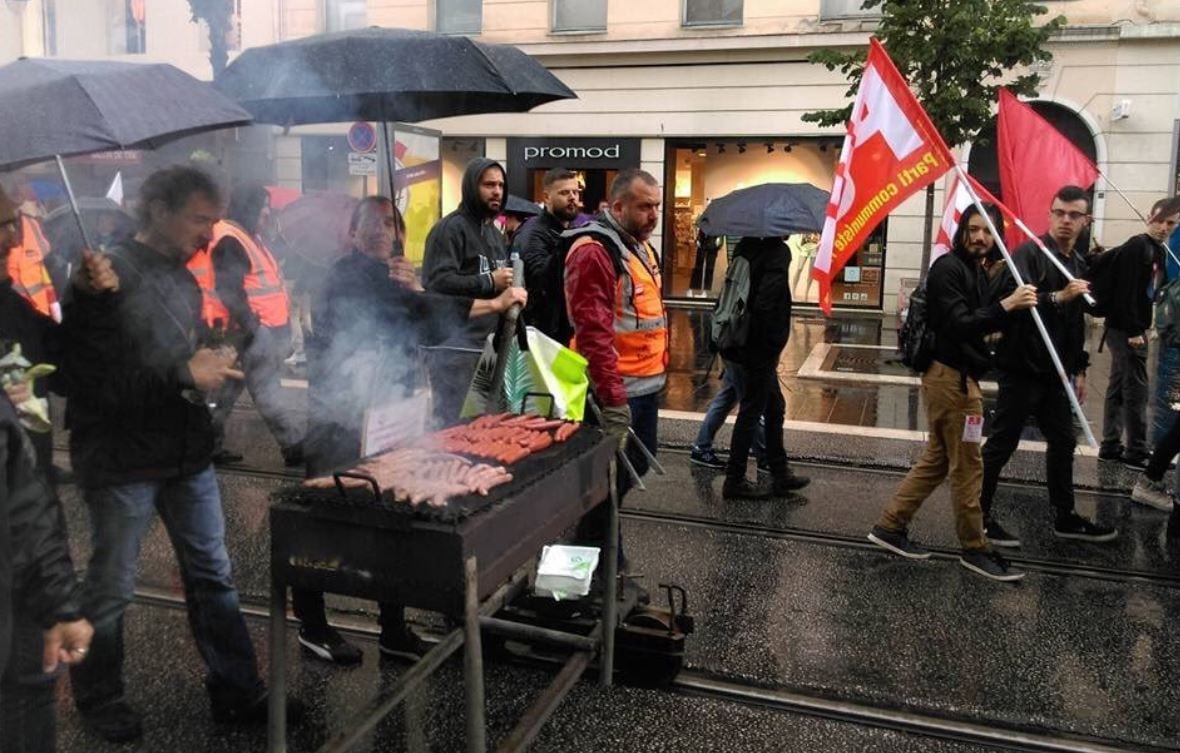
[980,185,1118,547]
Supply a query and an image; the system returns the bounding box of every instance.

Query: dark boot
[722,477,769,500]
[1169,505,1180,540]
[771,463,810,495]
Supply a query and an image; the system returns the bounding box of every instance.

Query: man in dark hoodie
[62,167,294,743]
[867,204,1036,581]
[514,167,582,342]
[423,158,512,423]
[718,237,810,500]
[1097,197,1179,469]
[981,185,1116,546]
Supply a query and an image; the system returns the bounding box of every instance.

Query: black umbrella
[217,27,576,126]
[697,183,830,238]
[0,58,251,247]
[503,194,541,218]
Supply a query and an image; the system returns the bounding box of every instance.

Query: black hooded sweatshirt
[422,158,508,346]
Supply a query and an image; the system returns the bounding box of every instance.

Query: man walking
[1098,197,1180,468]
[188,182,305,467]
[63,167,291,742]
[423,158,512,423]
[515,167,582,343]
[868,205,1036,581]
[981,186,1116,546]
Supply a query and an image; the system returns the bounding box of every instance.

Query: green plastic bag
[461,326,588,420]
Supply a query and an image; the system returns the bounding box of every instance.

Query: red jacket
[564,239,628,407]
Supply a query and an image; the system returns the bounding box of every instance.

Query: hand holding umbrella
[75,247,120,294]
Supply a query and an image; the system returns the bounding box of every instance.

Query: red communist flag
[931,174,1017,269]
[997,88,1098,245]
[813,38,955,314]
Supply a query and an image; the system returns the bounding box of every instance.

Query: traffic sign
[347,121,377,153]
[348,152,378,176]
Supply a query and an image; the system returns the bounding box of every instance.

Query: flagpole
[1097,171,1149,225]
[1007,215,1098,308]
[953,163,1098,449]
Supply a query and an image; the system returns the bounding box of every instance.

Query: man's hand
[75,248,119,294]
[1001,284,1038,312]
[4,380,32,405]
[492,286,527,313]
[388,257,423,292]
[42,619,93,673]
[601,402,631,451]
[1129,334,1147,348]
[1057,279,1091,303]
[491,267,514,292]
[1073,373,1087,403]
[188,347,244,393]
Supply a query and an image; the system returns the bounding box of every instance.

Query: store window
[110,0,146,55]
[683,0,742,26]
[300,136,353,193]
[325,0,367,31]
[819,0,880,19]
[553,0,606,32]
[662,138,882,309]
[437,0,482,34]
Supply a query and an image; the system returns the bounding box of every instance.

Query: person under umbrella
[500,194,541,247]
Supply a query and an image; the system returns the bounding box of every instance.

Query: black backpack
[1083,243,1123,318]
[898,278,936,372]
[710,255,752,352]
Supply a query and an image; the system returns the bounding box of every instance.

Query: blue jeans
[693,366,766,456]
[70,467,261,710]
[1152,347,1180,445]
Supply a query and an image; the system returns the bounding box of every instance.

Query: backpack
[1155,277,1180,348]
[898,278,936,372]
[710,255,751,352]
[1082,243,1123,318]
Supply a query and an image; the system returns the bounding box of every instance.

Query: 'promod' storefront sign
[507,137,639,170]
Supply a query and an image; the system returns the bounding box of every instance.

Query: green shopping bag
[461,326,587,421]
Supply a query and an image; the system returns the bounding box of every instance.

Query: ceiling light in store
[737,143,747,154]
[819,142,829,152]
[716,143,726,154]
[784,143,793,153]
[765,143,775,153]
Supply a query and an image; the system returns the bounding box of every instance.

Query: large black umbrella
[697,183,830,238]
[0,58,251,247]
[217,27,576,125]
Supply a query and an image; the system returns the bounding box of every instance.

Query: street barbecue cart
[267,419,619,753]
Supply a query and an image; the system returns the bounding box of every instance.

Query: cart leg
[464,556,487,753]
[601,458,619,687]
[268,578,287,753]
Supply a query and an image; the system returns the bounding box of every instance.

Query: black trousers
[981,371,1077,521]
[724,359,787,482]
[1145,409,1180,481]
[0,604,56,753]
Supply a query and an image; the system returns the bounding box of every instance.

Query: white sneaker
[1131,476,1174,512]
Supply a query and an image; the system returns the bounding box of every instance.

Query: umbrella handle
[55,155,96,253]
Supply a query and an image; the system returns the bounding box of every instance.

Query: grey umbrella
[0,58,251,247]
[217,27,576,126]
[697,183,830,238]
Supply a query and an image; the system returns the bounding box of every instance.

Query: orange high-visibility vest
[567,224,668,396]
[187,220,289,328]
[7,215,60,321]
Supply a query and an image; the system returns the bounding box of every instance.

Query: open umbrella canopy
[697,183,830,239]
[0,58,252,170]
[217,26,576,125]
[503,194,541,218]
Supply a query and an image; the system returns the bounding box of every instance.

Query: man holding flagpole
[980,186,1117,546]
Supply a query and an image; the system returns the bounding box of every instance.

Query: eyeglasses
[1050,209,1089,221]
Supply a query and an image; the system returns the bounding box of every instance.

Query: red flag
[813,38,955,313]
[931,174,1016,268]
[997,88,1098,244]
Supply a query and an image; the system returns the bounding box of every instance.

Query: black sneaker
[772,469,810,494]
[299,625,363,665]
[1097,445,1123,462]
[378,625,429,661]
[984,519,1021,548]
[212,449,244,466]
[689,447,726,470]
[211,688,305,725]
[80,700,143,743]
[867,526,932,560]
[756,457,770,475]
[1121,452,1151,471]
[722,478,769,500]
[959,550,1026,582]
[1053,512,1118,543]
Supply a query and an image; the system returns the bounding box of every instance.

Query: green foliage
[802,0,1065,147]
[187,0,234,79]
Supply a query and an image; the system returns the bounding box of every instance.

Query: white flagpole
[1006,213,1097,308]
[1094,169,1180,268]
[953,163,1098,449]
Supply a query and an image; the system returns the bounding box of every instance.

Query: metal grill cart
[267,427,618,753]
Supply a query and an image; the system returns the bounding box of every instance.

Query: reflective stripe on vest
[189,221,290,328]
[565,224,669,394]
[7,216,59,321]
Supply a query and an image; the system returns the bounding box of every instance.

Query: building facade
[2,0,1178,313]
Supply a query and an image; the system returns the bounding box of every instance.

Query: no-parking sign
[347,121,377,153]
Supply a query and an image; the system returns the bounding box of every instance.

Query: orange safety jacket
[187,220,289,329]
[566,222,668,397]
[7,215,60,322]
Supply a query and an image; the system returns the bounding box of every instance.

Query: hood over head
[460,157,505,221]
